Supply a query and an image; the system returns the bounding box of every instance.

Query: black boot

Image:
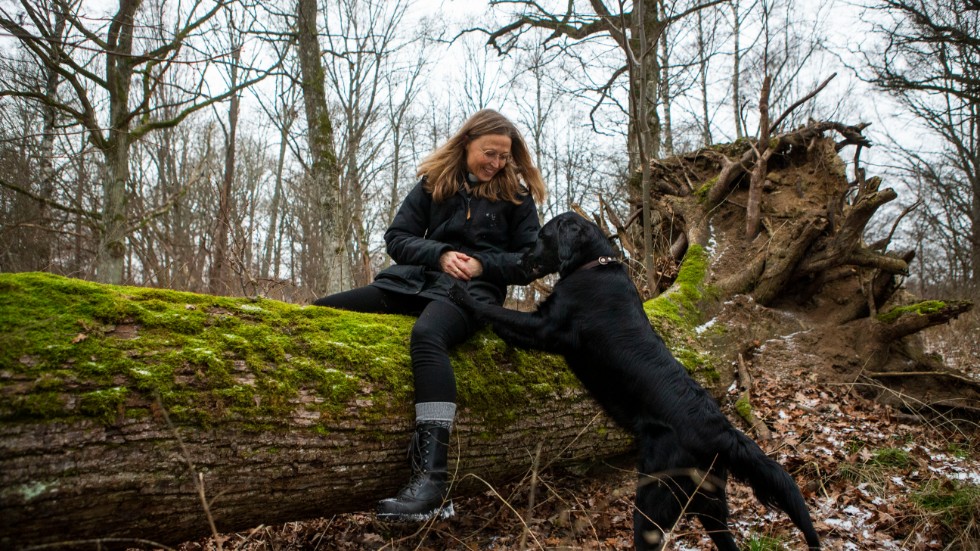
[376,422,454,522]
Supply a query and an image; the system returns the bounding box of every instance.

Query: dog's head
[522,212,615,278]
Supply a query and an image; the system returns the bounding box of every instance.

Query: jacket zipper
[462,182,472,220]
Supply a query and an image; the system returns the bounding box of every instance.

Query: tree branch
[769,73,836,133]
[0,177,99,221]
[874,300,973,342]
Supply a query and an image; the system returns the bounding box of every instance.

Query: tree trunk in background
[261,110,291,280]
[697,8,712,147]
[35,10,66,273]
[973,177,980,294]
[658,0,673,157]
[210,45,242,296]
[95,0,141,284]
[627,0,664,174]
[744,75,770,239]
[731,0,744,140]
[296,0,347,295]
[0,272,630,548]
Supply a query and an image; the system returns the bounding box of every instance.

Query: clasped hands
[440,251,482,281]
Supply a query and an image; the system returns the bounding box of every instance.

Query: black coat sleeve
[383,180,452,269]
[471,194,540,285]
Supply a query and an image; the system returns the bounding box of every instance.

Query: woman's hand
[440,251,483,281]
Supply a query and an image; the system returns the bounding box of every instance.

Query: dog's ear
[557,216,582,273]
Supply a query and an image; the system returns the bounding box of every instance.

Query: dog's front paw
[447,282,472,308]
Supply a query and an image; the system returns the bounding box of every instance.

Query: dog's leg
[448,283,567,352]
[488,320,546,349]
[691,466,738,551]
[634,425,687,551]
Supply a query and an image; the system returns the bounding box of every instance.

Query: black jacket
[371,177,540,305]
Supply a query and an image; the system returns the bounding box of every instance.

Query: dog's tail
[724,429,821,549]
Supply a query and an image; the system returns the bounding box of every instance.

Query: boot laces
[407,428,434,474]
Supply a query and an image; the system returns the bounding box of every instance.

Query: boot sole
[376,501,455,523]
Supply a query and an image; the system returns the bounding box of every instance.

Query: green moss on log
[735,395,752,420]
[0,268,721,431]
[0,272,575,431]
[876,300,948,324]
[695,175,718,202]
[642,245,720,384]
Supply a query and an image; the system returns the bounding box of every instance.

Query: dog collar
[575,256,621,273]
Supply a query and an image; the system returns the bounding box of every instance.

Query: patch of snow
[695,318,716,335]
[824,516,855,530]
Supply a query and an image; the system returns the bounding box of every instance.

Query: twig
[867,370,980,386]
[519,442,543,551]
[736,354,772,440]
[458,473,544,549]
[769,73,837,133]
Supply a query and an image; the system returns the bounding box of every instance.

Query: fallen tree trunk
[0,272,631,549]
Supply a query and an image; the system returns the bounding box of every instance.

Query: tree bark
[210,44,242,296]
[745,75,771,239]
[96,0,141,284]
[295,0,347,295]
[0,272,630,549]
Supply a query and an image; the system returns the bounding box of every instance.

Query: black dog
[449,212,820,550]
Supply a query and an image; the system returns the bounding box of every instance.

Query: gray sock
[415,401,456,431]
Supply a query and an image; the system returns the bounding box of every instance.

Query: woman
[313,109,546,522]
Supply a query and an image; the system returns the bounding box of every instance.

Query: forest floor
[175,312,980,551]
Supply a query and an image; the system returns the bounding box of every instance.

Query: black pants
[312,286,480,404]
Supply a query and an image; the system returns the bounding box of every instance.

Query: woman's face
[465,134,512,182]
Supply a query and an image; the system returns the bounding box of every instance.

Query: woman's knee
[412,306,474,347]
[410,320,452,352]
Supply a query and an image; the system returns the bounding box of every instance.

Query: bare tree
[512,46,556,181]
[253,75,302,284]
[485,0,725,170]
[0,0,272,284]
[0,55,64,273]
[729,0,753,139]
[210,17,245,296]
[454,32,508,114]
[861,0,980,294]
[321,0,430,287]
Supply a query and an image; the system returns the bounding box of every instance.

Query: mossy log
[0,273,632,549]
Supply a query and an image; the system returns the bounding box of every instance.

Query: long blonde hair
[417,109,546,204]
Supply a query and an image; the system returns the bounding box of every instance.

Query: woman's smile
[465,134,512,182]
